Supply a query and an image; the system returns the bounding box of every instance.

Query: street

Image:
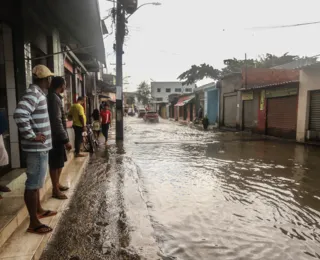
[41,117,320,260]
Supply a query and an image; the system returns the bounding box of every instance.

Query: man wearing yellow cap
[14,65,57,234]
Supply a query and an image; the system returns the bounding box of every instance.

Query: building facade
[297,63,320,142]
[0,0,105,174]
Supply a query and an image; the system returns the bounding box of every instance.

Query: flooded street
[125,117,320,260]
[42,117,320,260]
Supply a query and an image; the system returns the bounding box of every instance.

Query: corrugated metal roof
[241,80,299,90]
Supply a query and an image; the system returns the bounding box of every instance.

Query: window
[156,98,163,101]
[157,88,161,93]
[166,88,171,93]
[175,88,182,92]
[185,88,192,92]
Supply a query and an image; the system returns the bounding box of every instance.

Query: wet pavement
[42,117,320,260]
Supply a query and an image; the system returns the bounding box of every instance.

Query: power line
[248,21,320,30]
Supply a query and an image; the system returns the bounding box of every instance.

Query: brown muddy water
[42,117,320,260]
[124,118,320,260]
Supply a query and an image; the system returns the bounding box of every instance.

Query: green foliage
[127,95,135,105]
[177,64,221,86]
[178,53,317,86]
[136,81,151,105]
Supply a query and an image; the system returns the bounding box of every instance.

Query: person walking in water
[14,65,56,234]
[100,104,112,145]
[47,77,72,200]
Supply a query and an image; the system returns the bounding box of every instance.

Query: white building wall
[297,68,320,142]
[151,82,196,104]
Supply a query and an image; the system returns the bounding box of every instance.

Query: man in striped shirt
[14,65,57,235]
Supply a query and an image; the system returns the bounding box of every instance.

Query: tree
[136,81,151,105]
[127,95,135,106]
[177,64,221,86]
[177,53,317,85]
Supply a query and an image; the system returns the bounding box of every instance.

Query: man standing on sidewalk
[14,65,56,235]
[68,97,86,157]
[47,77,72,200]
[100,104,112,145]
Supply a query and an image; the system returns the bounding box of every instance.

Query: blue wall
[206,89,219,124]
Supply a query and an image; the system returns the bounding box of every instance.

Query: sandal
[59,185,69,191]
[0,185,11,192]
[27,224,53,234]
[52,193,68,200]
[38,210,58,219]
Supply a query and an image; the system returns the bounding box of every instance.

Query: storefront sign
[242,91,253,101]
[260,90,265,111]
[266,87,298,98]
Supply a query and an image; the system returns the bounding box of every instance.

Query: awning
[184,96,195,105]
[175,95,195,107]
[42,0,106,64]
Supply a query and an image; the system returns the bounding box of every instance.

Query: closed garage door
[309,90,320,131]
[267,95,297,139]
[243,100,254,129]
[224,95,237,127]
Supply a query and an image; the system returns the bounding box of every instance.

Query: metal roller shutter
[267,96,297,139]
[224,95,237,127]
[309,91,320,131]
[243,100,254,129]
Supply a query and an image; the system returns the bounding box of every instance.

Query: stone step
[0,152,88,260]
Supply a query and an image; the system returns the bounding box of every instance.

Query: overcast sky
[99,0,320,92]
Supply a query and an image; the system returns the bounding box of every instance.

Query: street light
[115,1,161,141]
[126,2,161,20]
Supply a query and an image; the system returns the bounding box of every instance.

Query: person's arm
[14,90,45,142]
[78,106,86,131]
[52,96,69,144]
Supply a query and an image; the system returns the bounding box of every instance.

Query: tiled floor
[0,155,88,260]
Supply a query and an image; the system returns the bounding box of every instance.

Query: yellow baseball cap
[32,65,54,79]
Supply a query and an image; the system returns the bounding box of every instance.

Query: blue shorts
[25,151,49,190]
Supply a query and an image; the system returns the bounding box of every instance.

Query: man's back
[69,103,86,127]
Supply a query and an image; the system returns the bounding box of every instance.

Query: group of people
[1,64,112,235]
[92,102,112,145]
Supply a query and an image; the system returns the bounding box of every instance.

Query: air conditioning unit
[119,0,138,14]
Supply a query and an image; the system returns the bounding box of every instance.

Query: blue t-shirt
[0,111,8,135]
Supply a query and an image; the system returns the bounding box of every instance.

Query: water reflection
[125,118,320,260]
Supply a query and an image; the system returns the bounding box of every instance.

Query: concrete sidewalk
[0,151,89,260]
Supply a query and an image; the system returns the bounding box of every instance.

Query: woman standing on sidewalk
[100,104,112,145]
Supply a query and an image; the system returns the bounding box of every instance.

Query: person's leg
[101,124,107,141]
[25,152,53,233]
[36,152,58,215]
[105,123,110,141]
[73,126,80,155]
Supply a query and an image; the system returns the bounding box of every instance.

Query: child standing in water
[92,109,101,141]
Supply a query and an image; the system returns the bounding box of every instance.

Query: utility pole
[116,1,125,141]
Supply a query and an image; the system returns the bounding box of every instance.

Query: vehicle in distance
[138,108,146,118]
[128,108,135,116]
[143,111,159,123]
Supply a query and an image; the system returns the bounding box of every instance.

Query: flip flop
[38,210,58,219]
[52,193,68,200]
[59,186,69,191]
[0,185,11,192]
[27,224,53,234]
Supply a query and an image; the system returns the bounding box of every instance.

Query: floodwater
[124,117,320,260]
[42,117,320,260]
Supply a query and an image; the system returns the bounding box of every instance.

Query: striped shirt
[14,84,52,152]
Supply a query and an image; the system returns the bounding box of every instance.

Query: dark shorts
[49,142,67,169]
